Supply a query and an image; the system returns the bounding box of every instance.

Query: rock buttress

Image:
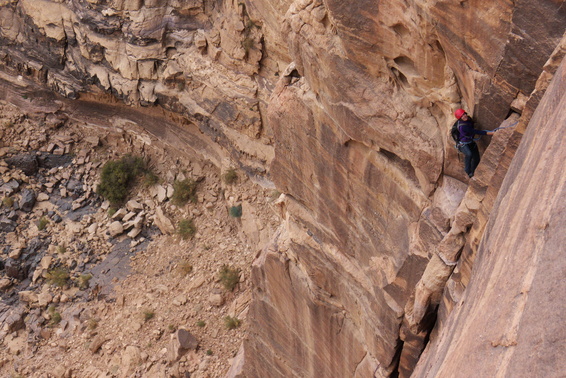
[412,47,566,378]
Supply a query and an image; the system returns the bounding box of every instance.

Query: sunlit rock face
[240,1,564,376]
[0,0,564,377]
[412,50,566,378]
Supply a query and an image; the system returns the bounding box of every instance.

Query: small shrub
[241,36,254,54]
[107,208,117,217]
[219,265,240,291]
[168,324,177,332]
[87,318,99,330]
[177,260,193,276]
[2,196,14,207]
[37,217,49,231]
[48,305,62,326]
[143,310,155,322]
[178,219,196,240]
[224,316,241,330]
[196,320,206,328]
[229,204,242,218]
[223,168,238,184]
[143,171,159,187]
[46,267,70,287]
[57,244,67,254]
[206,349,213,356]
[97,155,147,206]
[171,179,198,206]
[269,190,281,201]
[78,273,93,290]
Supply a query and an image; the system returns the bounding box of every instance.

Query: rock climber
[453,108,496,178]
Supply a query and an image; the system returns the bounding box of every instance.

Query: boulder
[126,200,143,211]
[209,293,224,307]
[37,192,50,202]
[168,328,198,362]
[0,179,20,196]
[2,305,26,332]
[19,189,36,212]
[0,278,12,291]
[0,217,17,232]
[108,221,124,237]
[38,291,53,307]
[19,290,39,303]
[154,207,175,234]
[89,335,107,354]
[121,345,141,376]
[5,153,38,175]
[111,208,128,220]
[4,259,24,280]
[156,185,167,202]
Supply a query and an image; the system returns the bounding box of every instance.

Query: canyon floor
[0,99,280,377]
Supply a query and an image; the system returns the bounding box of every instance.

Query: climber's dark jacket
[458,118,488,143]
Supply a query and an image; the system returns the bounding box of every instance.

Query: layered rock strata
[0,0,565,377]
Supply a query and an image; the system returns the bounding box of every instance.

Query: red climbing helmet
[454,108,466,119]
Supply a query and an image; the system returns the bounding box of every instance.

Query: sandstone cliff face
[242,1,565,376]
[412,47,566,378]
[1,0,565,377]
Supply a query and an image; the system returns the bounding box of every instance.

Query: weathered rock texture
[412,45,566,378]
[1,0,565,377]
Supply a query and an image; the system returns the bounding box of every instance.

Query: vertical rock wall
[1,0,565,376]
[240,1,565,376]
[412,48,566,378]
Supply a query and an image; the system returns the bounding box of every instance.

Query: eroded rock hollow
[1,0,564,376]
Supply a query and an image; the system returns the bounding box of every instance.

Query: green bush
[97,155,148,206]
[142,171,159,187]
[241,36,254,54]
[143,310,155,322]
[87,318,98,330]
[177,260,193,276]
[172,178,198,206]
[196,320,206,328]
[229,204,242,218]
[269,190,281,201]
[223,168,238,184]
[219,265,240,291]
[178,219,196,240]
[224,316,241,330]
[78,273,93,290]
[48,305,62,326]
[46,267,70,287]
[37,217,49,231]
[2,196,14,208]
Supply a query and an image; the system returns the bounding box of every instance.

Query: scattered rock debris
[0,101,280,377]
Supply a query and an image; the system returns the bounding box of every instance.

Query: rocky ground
[0,100,281,377]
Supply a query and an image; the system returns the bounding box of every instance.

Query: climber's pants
[459,142,481,176]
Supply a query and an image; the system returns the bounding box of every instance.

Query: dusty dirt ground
[0,99,281,377]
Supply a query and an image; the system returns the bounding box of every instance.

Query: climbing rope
[493,120,519,132]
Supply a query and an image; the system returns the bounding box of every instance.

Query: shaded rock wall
[1,0,565,377]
